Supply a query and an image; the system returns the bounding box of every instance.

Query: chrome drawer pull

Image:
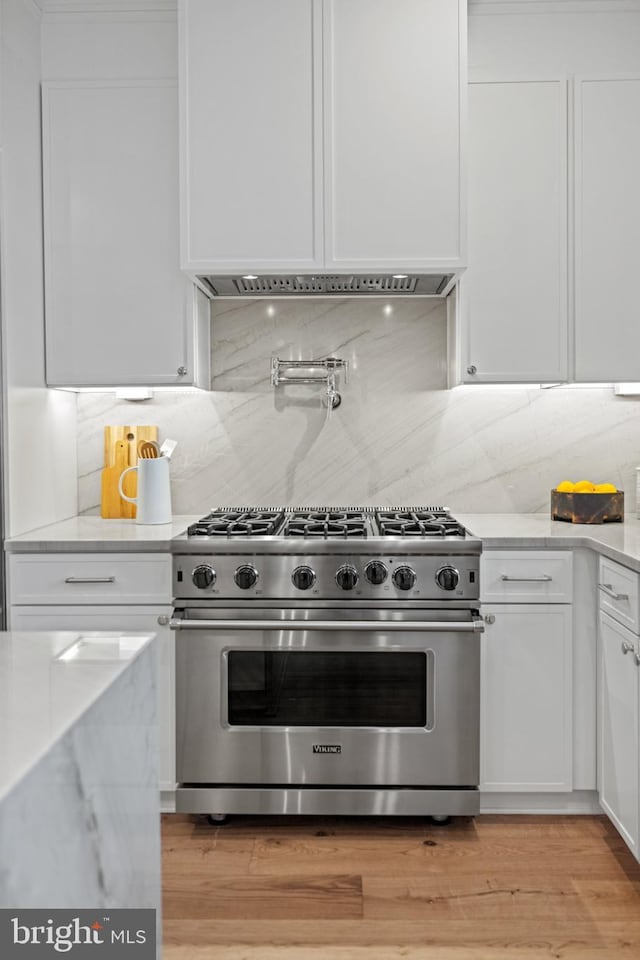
[170,617,485,634]
[500,574,552,583]
[598,583,629,601]
[64,576,116,584]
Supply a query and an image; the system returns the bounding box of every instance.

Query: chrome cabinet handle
[621,640,635,656]
[170,617,484,634]
[598,583,629,601]
[64,576,115,584]
[500,574,552,583]
[157,615,170,626]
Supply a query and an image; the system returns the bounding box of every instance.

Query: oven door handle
[169,616,484,633]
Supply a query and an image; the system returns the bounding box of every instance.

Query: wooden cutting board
[101,440,134,518]
[100,425,159,519]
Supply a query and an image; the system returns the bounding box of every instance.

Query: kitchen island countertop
[0,629,155,803]
[0,629,160,919]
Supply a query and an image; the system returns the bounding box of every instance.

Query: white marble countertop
[6,511,640,572]
[0,630,154,803]
[4,515,200,552]
[458,513,640,572]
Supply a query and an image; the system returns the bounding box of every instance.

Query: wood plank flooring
[162,813,640,960]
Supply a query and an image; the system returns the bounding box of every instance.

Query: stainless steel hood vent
[200,274,454,298]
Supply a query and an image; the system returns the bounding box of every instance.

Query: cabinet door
[463,79,568,383]
[323,0,463,271]
[180,0,323,273]
[42,80,192,387]
[598,611,639,858]
[575,77,640,381]
[598,555,640,635]
[9,605,175,797]
[481,604,573,791]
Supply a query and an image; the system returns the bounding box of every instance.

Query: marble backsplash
[77,298,640,515]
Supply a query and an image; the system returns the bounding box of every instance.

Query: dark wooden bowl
[551,490,624,524]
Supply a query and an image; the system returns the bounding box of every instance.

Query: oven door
[172,607,482,788]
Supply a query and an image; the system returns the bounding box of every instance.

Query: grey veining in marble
[0,635,160,920]
[76,298,640,515]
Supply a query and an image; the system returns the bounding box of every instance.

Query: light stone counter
[0,630,161,922]
[459,513,640,572]
[0,631,154,802]
[7,511,640,572]
[4,515,200,552]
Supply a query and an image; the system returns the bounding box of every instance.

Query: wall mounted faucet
[270,357,348,409]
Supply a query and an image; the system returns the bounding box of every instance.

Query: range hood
[199,273,455,299]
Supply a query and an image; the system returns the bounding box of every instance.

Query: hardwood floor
[162,813,640,959]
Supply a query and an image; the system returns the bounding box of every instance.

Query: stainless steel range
[170,507,483,819]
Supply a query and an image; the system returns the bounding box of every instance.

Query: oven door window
[227,651,427,726]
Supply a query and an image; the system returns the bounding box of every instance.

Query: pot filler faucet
[270,356,348,409]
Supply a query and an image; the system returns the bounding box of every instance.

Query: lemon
[595,483,617,493]
[574,480,596,493]
[556,480,575,493]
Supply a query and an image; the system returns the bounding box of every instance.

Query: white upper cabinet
[42,80,209,388]
[179,0,465,276]
[323,0,464,272]
[180,0,323,273]
[574,77,640,382]
[462,79,568,383]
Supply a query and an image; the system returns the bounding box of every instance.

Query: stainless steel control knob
[292,565,316,590]
[436,565,460,591]
[393,565,416,591]
[365,560,388,585]
[234,565,258,589]
[336,565,359,590]
[192,564,216,589]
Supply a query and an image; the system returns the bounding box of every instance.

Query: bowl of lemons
[551,480,623,523]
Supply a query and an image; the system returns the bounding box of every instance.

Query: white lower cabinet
[481,603,573,792]
[7,553,175,802]
[598,610,640,858]
[480,550,574,798]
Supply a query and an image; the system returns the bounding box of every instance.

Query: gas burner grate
[375,510,466,539]
[283,510,368,539]
[188,509,285,538]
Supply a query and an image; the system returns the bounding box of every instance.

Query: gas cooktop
[173,506,481,601]
[185,507,467,541]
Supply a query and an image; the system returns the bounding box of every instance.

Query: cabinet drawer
[481,551,573,603]
[598,556,640,634]
[8,553,171,605]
